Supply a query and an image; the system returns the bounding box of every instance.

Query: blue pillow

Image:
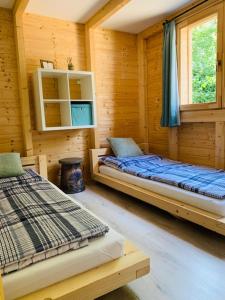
[107,138,143,157]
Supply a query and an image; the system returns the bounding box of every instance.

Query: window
[177,5,223,111]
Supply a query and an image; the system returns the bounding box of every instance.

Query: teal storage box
[71,102,93,126]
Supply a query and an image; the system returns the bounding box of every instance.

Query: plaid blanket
[0,170,109,275]
[100,154,225,200]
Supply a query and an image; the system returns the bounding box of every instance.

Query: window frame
[177,4,223,112]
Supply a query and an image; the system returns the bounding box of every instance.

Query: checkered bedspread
[0,170,109,275]
[100,154,225,200]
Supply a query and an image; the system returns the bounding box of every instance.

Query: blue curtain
[161,20,180,127]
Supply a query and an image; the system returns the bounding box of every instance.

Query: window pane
[191,16,217,104]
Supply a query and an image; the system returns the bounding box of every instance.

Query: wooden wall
[22,13,90,182]
[146,31,216,167]
[0,6,216,181]
[146,33,168,156]
[0,8,24,154]
[94,29,139,146]
[178,123,215,167]
[21,14,139,182]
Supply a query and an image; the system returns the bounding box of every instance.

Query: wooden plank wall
[23,13,90,183]
[178,123,215,167]
[0,6,216,181]
[146,33,168,156]
[146,31,216,167]
[0,8,24,153]
[94,29,139,146]
[21,14,139,182]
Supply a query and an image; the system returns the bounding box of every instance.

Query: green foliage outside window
[191,18,217,104]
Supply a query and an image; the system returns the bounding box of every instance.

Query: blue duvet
[100,154,225,200]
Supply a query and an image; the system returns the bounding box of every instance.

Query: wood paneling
[215,121,225,168]
[138,36,148,143]
[22,14,139,181]
[178,122,215,167]
[94,29,139,146]
[44,103,61,127]
[169,128,178,160]
[146,32,169,156]
[23,13,90,183]
[146,31,216,167]
[69,79,81,99]
[42,78,59,99]
[32,129,91,185]
[1,5,220,180]
[0,8,23,154]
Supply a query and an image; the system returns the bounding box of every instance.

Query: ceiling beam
[86,0,131,29]
[13,0,29,19]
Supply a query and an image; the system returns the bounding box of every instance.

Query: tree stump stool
[59,157,85,194]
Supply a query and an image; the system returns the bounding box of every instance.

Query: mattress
[3,182,125,300]
[99,165,225,216]
[0,170,109,275]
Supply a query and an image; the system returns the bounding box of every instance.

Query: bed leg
[136,265,150,278]
[0,276,4,300]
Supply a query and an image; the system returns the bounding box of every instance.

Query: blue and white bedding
[100,154,225,200]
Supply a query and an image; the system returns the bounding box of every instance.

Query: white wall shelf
[43,99,70,103]
[70,99,94,102]
[33,68,97,131]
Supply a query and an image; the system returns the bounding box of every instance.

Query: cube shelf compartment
[33,68,97,131]
[42,73,68,100]
[71,102,93,126]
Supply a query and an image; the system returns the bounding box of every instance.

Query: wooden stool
[59,157,85,194]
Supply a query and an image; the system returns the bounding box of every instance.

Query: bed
[90,145,225,237]
[0,155,149,300]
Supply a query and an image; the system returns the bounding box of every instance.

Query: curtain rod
[163,0,209,24]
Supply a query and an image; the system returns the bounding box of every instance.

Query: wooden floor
[73,182,225,300]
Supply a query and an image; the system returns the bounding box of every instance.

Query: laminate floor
[73,182,225,300]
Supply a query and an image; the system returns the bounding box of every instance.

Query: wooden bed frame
[90,145,225,237]
[21,155,48,178]
[0,155,149,300]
